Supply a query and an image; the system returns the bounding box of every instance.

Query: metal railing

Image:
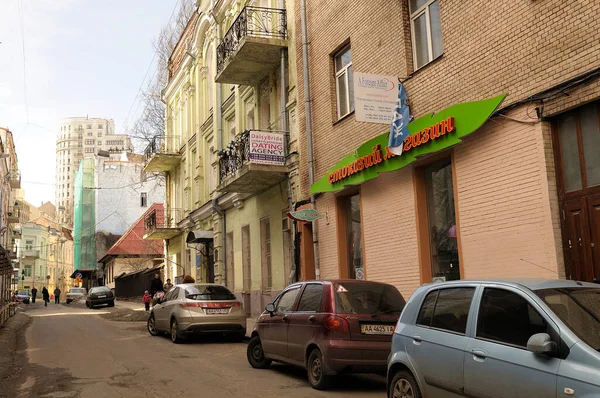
[216,6,287,74]
[144,207,183,233]
[144,135,182,162]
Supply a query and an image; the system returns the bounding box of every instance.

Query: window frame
[415,286,476,336]
[409,0,443,70]
[296,283,324,313]
[334,45,354,120]
[475,286,557,350]
[274,285,302,314]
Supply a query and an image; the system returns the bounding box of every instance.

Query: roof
[98,204,164,264]
[423,278,600,290]
[114,265,163,280]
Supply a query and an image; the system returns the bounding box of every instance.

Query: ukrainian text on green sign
[310,94,507,194]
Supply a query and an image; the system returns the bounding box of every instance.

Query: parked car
[247,280,406,390]
[147,283,245,343]
[65,287,87,304]
[86,286,115,308]
[387,279,600,398]
[16,290,30,304]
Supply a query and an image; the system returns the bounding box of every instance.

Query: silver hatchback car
[387,279,600,398]
[147,283,246,343]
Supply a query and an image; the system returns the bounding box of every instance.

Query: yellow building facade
[144,0,300,315]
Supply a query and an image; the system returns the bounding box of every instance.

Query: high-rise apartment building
[55,117,132,225]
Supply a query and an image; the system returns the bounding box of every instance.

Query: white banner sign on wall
[249,131,285,165]
[353,72,398,124]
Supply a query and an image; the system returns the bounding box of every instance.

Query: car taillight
[324,315,349,333]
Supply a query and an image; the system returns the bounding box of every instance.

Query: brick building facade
[294,0,600,297]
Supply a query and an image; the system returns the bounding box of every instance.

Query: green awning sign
[287,209,324,222]
[310,94,507,194]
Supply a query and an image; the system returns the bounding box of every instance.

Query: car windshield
[70,288,85,294]
[185,285,236,301]
[536,287,600,351]
[334,282,406,315]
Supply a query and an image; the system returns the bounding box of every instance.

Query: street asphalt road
[3,301,387,398]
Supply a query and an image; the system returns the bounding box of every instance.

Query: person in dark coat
[31,287,37,303]
[54,287,61,304]
[42,287,50,307]
[150,273,163,296]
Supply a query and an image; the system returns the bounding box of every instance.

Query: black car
[86,286,115,309]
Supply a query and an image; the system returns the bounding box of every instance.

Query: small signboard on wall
[353,72,399,124]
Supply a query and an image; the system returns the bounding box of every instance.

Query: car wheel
[389,370,422,398]
[307,349,332,390]
[147,314,158,336]
[170,318,184,344]
[246,336,271,369]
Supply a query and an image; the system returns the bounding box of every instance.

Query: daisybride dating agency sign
[249,131,285,165]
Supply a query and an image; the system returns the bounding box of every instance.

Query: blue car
[387,279,600,398]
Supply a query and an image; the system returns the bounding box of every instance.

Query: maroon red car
[246,280,406,389]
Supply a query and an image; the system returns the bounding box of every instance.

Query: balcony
[6,206,20,224]
[216,6,287,86]
[23,250,40,259]
[143,208,182,240]
[218,130,288,194]
[7,170,21,189]
[143,135,182,173]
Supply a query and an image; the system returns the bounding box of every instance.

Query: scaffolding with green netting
[73,158,96,270]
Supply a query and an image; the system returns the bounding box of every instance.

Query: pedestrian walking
[150,273,164,306]
[163,279,173,291]
[31,286,37,304]
[42,287,50,307]
[142,290,152,311]
[54,287,61,304]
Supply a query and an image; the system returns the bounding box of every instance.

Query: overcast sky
[0,0,178,206]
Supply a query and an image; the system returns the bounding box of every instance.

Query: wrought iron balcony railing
[144,207,182,234]
[144,135,182,162]
[216,6,287,75]
[218,130,287,182]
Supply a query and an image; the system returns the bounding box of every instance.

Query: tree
[129,0,196,152]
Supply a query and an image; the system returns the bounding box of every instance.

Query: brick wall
[294,0,600,199]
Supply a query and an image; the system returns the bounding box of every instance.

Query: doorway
[553,101,600,282]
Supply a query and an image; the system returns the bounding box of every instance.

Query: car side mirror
[265,303,275,315]
[527,333,556,355]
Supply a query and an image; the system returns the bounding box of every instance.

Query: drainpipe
[211,196,226,286]
[280,0,296,284]
[300,0,320,280]
[211,11,226,286]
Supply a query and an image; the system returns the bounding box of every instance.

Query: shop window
[260,217,272,290]
[410,0,443,70]
[334,45,354,119]
[242,225,251,291]
[337,193,363,279]
[416,157,460,282]
[226,232,234,291]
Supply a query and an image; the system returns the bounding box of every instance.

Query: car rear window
[91,287,110,294]
[334,282,406,315]
[70,288,85,293]
[18,291,28,295]
[185,285,236,301]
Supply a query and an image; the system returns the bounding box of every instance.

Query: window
[98,132,102,137]
[297,284,324,312]
[185,285,236,300]
[25,240,33,250]
[85,139,94,145]
[140,192,148,207]
[97,141,102,146]
[226,232,234,291]
[87,124,92,129]
[78,134,82,139]
[164,287,180,302]
[260,217,272,290]
[98,124,103,129]
[339,193,362,279]
[87,132,93,137]
[410,0,443,69]
[242,225,251,291]
[477,288,549,348]
[23,265,31,277]
[334,45,354,119]
[334,282,406,315]
[85,148,94,153]
[275,287,301,313]
[417,288,474,334]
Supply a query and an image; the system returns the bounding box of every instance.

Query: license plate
[98,295,106,298]
[360,324,395,335]
[205,308,229,314]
